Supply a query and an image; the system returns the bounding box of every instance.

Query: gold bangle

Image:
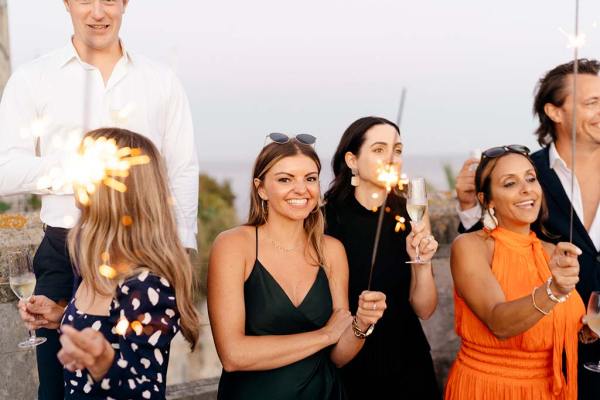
[532,286,550,315]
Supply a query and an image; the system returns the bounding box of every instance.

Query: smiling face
[256,154,320,222]
[345,123,403,190]
[482,153,543,229]
[64,0,127,54]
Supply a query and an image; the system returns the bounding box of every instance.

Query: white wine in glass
[405,177,428,264]
[8,251,47,349]
[584,291,600,373]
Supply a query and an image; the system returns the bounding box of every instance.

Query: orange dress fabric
[445,227,585,400]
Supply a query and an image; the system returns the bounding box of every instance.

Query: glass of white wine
[584,291,600,373]
[405,177,428,264]
[8,251,47,349]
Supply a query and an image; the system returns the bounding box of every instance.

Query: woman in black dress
[208,134,387,399]
[324,117,441,399]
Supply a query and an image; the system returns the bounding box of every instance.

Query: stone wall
[0,214,42,400]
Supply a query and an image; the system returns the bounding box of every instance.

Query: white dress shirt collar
[57,37,131,70]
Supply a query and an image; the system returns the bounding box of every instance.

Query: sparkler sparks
[558,27,586,49]
[395,215,406,233]
[115,317,130,336]
[37,136,151,205]
[376,161,401,192]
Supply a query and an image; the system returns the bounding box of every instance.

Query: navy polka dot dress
[61,271,180,399]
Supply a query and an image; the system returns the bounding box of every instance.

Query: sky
[6,0,600,164]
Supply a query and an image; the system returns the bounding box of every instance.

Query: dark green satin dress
[217,227,346,400]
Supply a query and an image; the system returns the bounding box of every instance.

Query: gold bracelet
[531,286,550,316]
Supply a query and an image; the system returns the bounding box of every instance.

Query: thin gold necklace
[268,237,304,253]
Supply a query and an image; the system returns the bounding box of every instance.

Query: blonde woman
[18,128,200,399]
[208,134,387,400]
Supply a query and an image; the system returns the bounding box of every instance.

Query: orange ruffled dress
[445,227,585,400]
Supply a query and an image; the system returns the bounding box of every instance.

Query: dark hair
[324,116,400,206]
[246,140,325,266]
[533,58,600,146]
[475,149,549,234]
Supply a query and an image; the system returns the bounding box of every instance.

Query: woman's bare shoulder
[212,225,256,253]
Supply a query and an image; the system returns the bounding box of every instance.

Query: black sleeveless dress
[217,227,346,400]
[325,196,440,399]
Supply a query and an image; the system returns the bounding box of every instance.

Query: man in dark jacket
[455,59,600,400]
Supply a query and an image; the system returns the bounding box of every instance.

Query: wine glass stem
[24,296,37,341]
[415,239,421,262]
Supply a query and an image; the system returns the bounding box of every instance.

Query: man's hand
[18,295,65,330]
[455,158,479,211]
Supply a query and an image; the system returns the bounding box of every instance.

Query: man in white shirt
[455,59,600,399]
[0,1,198,398]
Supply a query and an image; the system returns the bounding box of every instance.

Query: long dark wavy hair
[324,116,400,207]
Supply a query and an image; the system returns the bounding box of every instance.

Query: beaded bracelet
[531,286,550,315]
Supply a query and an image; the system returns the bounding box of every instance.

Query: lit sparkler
[558,27,586,49]
[38,136,151,206]
[366,89,407,290]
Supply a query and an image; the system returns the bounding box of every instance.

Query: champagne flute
[405,177,428,264]
[8,251,47,349]
[584,291,600,372]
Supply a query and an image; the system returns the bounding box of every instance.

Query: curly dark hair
[533,58,600,146]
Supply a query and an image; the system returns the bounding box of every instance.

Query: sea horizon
[200,153,468,218]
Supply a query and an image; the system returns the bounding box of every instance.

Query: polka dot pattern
[61,272,180,399]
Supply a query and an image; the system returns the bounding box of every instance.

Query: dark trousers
[33,226,74,400]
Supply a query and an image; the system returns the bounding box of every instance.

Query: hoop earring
[351,168,360,187]
[482,207,498,231]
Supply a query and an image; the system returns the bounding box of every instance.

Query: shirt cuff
[456,204,481,231]
[178,226,197,250]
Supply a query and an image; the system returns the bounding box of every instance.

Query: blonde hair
[247,141,325,266]
[67,128,200,349]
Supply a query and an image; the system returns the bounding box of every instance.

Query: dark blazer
[458,147,600,399]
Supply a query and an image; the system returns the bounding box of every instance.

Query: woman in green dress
[208,134,387,399]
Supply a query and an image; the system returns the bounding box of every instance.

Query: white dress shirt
[457,143,600,251]
[0,40,198,248]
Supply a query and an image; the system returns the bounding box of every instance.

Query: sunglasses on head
[482,144,530,159]
[264,133,317,147]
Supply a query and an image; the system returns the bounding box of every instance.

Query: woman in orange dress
[445,145,596,400]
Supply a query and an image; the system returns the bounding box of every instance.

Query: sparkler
[568,0,580,243]
[366,89,408,290]
[40,136,151,206]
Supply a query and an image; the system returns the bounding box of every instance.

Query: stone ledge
[166,377,219,400]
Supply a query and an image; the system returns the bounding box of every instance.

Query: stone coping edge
[166,377,219,400]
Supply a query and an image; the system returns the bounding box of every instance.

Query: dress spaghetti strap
[255,225,259,261]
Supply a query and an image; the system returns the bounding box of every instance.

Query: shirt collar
[548,142,570,172]
[57,37,131,69]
